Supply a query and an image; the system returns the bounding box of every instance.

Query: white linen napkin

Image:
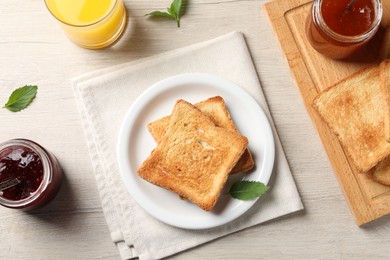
[72,31,303,260]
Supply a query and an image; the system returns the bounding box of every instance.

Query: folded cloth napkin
[72,31,303,260]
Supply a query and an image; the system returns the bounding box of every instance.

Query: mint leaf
[3,85,38,112]
[146,0,184,27]
[145,11,175,21]
[229,181,269,201]
[167,3,179,24]
[173,0,182,15]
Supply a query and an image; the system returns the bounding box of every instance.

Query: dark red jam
[321,0,375,36]
[0,139,63,210]
[0,146,44,200]
[306,0,382,59]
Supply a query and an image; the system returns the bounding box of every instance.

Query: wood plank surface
[264,0,390,225]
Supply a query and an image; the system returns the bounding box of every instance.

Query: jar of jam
[0,139,63,210]
[306,0,383,59]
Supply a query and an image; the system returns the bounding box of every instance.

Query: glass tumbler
[44,0,127,49]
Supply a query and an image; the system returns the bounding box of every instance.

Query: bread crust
[138,100,248,211]
[147,96,254,174]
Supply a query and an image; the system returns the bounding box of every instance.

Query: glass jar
[306,0,383,59]
[0,139,63,210]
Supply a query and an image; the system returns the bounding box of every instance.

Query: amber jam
[306,0,382,59]
[0,139,63,210]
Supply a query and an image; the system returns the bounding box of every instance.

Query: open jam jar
[0,139,63,210]
[306,0,383,59]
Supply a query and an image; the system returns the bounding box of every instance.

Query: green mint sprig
[3,85,38,112]
[229,180,269,200]
[145,0,184,27]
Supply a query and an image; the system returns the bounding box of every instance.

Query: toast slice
[313,64,390,173]
[367,156,390,187]
[381,60,390,141]
[137,100,248,211]
[147,96,254,174]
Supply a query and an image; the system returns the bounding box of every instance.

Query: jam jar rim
[0,139,53,208]
[312,0,383,43]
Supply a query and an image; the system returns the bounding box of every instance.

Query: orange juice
[45,0,127,49]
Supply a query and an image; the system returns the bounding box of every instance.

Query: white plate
[117,73,275,229]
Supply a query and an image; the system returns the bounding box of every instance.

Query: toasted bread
[381,60,390,142]
[313,64,390,173]
[367,156,390,187]
[147,96,254,174]
[138,100,248,211]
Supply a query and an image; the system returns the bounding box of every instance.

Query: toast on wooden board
[313,64,390,173]
[137,100,248,211]
[381,60,390,142]
[147,96,254,174]
[367,156,390,187]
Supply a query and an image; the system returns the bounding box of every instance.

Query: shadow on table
[100,8,148,54]
[361,214,390,230]
[24,171,79,229]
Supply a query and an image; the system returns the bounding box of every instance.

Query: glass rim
[44,0,120,28]
[313,0,383,43]
[0,139,52,208]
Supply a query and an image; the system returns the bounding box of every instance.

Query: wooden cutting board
[263,0,390,225]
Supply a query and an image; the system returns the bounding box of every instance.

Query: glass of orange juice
[44,0,127,49]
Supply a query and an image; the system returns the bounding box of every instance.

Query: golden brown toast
[369,60,390,187]
[313,64,390,173]
[380,60,390,142]
[368,156,390,187]
[147,96,254,174]
[137,99,248,211]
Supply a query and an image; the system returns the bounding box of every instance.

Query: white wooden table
[1,0,390,259]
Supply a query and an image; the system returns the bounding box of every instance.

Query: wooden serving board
[264,0,390,225]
